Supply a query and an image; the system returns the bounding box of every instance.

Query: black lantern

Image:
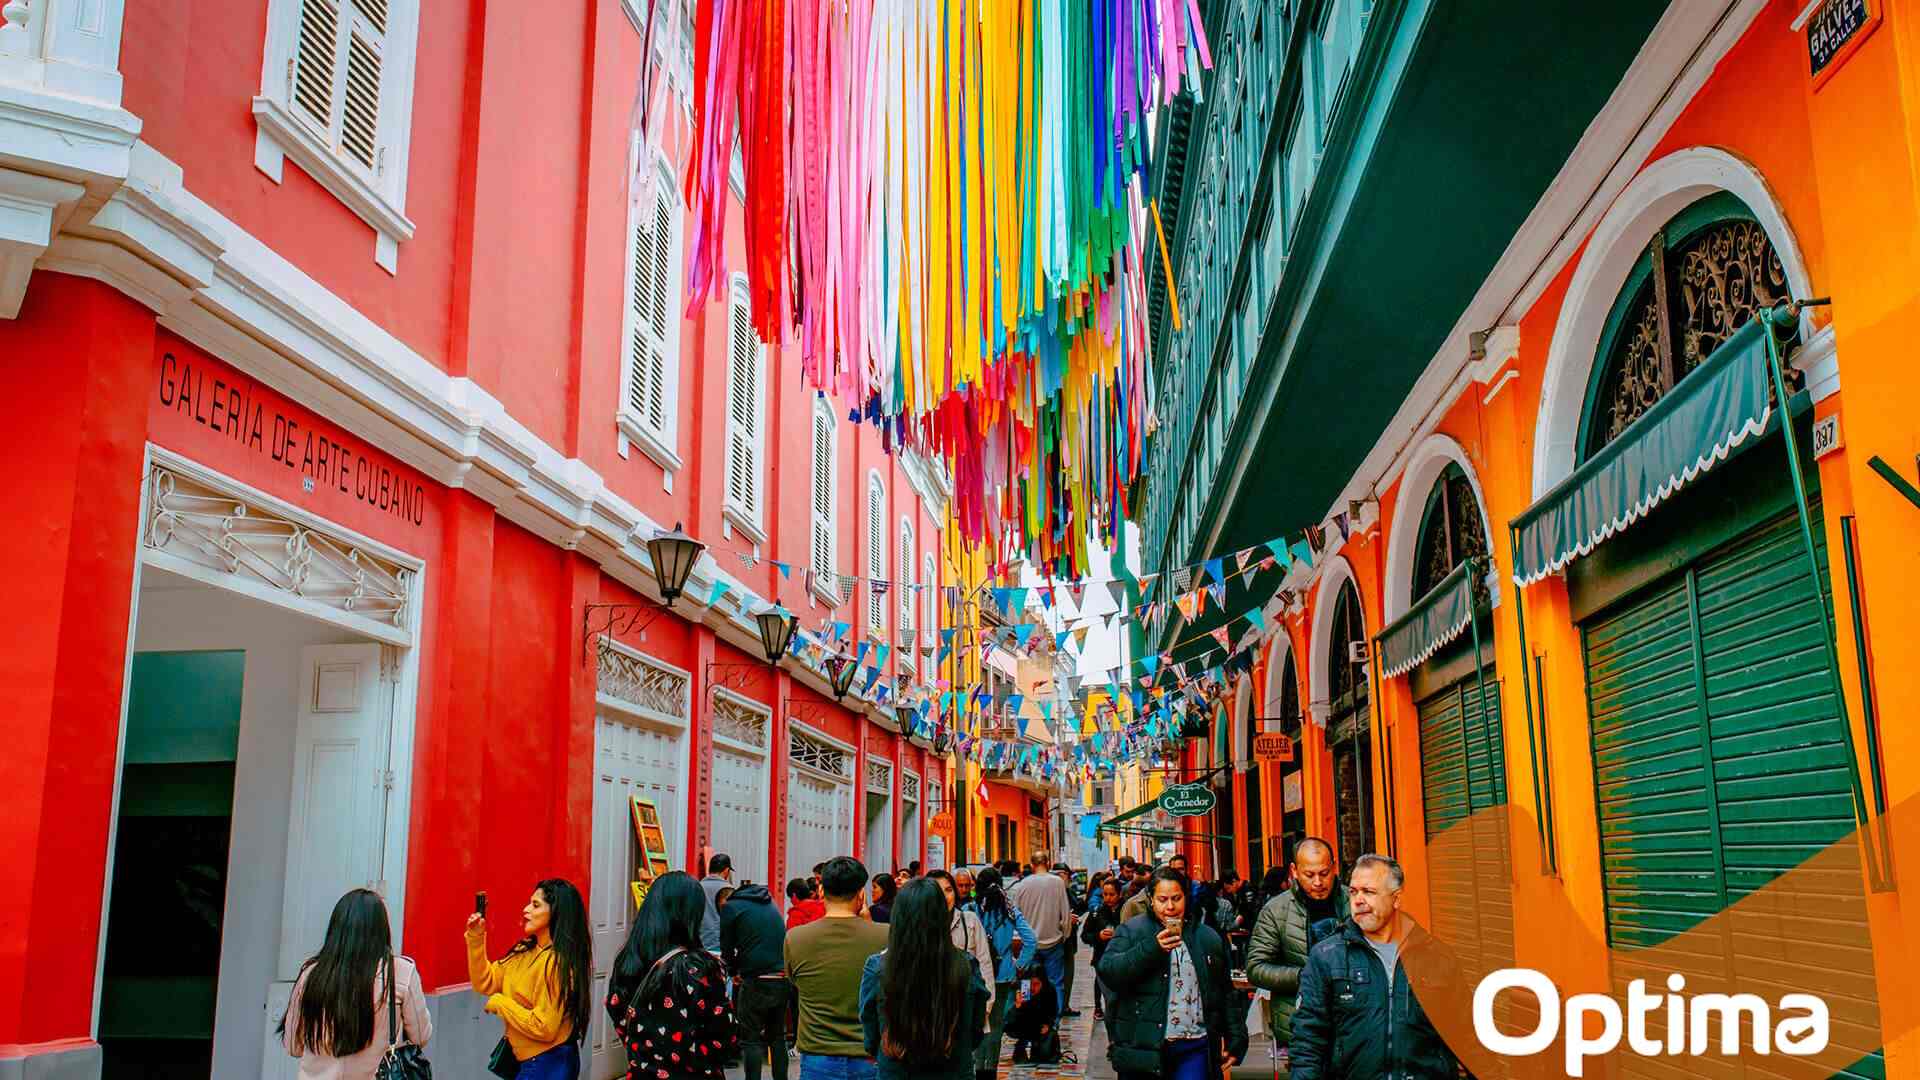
[646,522,705,605]
[823,650,859,700]
[754,607,798,666]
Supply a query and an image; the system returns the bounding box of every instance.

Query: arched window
[1326,579,1371,872]
[1411,463,1490,606]
[1583,192,1791,458]
[1327,581,1368,710]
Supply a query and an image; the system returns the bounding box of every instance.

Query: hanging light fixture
[823,650,859,700]
[646,522,705,605]
[754,607,799,666]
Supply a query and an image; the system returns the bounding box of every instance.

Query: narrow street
[719,945,1284,1080]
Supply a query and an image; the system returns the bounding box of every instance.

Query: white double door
[709,740,768,886]
[786,764,853,884]
[262,644,394,1080]
[588,709,685,1080]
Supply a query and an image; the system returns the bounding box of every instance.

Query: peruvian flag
[975,778,991,804]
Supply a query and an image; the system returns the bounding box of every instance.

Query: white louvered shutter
[724,284,760,520]
[810,409,834,584]
[924,553,938,666]
[290,0,387,176]
[626,187,674,437]
[867,479,884,634]
[898,524,915,670]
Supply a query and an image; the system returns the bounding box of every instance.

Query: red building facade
[0,2,948,1077]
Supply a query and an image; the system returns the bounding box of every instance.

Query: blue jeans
[799,1053,876,1080]
[516,1041,580,1080]
[1165,1037,1211,1080]
[1035,940,1069,1012]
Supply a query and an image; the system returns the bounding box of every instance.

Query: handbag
[486,1037,517,1079]
[375,955,433,1080]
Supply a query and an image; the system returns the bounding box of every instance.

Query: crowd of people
[271,842,1475,1080]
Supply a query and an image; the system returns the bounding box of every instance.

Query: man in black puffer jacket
[1288,854,1479,1080]
[719,882,790,1080]
[1097,868,1248,1080]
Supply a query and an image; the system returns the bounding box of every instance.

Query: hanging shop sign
[1159,783,1218,818]
[1253,733,1295,763]
[928,810,955,832]
[1803,0,1880,87]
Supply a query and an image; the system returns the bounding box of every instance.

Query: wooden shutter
[289,0,386,174]
[898,524,914,632]
[1418,677,1511,1005]
[724,286,760,519]
[924,553,937,661]
[627,186,673,436]
[291,0,340,131]
[340,21,382,171]
[867,479,884,633]
[1583,502,1880,1077]
[810,410,833,582]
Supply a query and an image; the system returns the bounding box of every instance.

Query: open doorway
[100,565,407,1079]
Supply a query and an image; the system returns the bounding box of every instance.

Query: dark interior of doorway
[100,650,242,1079]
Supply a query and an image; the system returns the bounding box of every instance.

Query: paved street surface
[724,945,1283,1080]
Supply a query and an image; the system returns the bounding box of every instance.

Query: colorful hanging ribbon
[669,0,1211,576]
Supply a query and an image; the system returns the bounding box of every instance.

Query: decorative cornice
[1,89,923,718]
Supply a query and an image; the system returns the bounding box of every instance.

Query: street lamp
[646,522,705,605]
[824,650,859,700]
[754,607,799,665]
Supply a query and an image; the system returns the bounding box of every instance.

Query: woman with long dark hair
[859,878,988,1079]
[868,873,898,924]
[605,870,739,1080]
[969,866,1037,1080]
[467,878,593,1079]
[927,869,997,1027]
[280,889,432,1078]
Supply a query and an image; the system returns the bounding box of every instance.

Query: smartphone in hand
[475,891,488,917]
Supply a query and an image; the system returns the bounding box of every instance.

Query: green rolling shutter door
[1584,503,1882,1080]
[1418,677,1511,984]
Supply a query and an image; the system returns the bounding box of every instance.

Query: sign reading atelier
[1158,783,1218,818]
[1806,0,1876,80]
[1253,733,1295,763]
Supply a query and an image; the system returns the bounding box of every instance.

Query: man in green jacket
[1244,837,1347,1044]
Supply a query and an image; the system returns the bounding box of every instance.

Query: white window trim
[252,0,421,273]
[617,137,685,473]
[809,400,839,606]
[866,470,886,639]
[721,273,766,544]
[898,517,916,673]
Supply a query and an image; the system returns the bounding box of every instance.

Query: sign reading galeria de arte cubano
[1158,783,1217,818]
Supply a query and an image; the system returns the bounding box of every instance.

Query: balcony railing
[1138,0,1379,584]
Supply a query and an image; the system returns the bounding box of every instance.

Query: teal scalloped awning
[1512,320,1774,588]
[1378,560,1474,679]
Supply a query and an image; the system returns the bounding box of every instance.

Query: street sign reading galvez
[1158,783,1218,817]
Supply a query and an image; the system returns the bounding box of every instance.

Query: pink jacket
[283,956,433,1080]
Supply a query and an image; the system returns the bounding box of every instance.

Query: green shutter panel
[1583,502,1884,1080]
[1419,675,1513,995]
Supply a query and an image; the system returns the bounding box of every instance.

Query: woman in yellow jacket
[467,877,594,1079]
